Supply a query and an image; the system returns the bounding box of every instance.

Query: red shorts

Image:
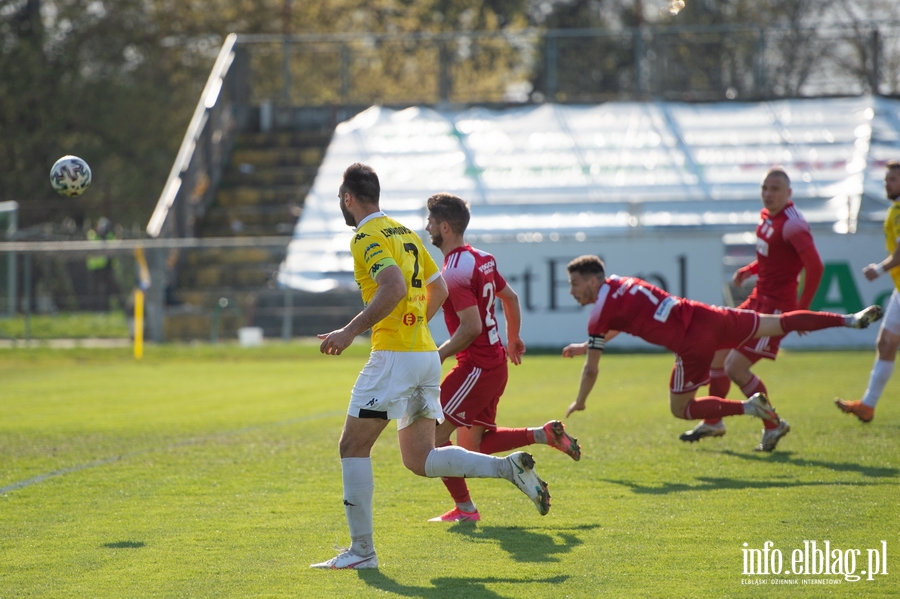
[440,359,508,429]
[734,295,793,361]
[669,304,760,393]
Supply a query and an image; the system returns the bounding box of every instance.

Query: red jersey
[587,276,697,353]
[753,202,816,307]
[442,245,508,368]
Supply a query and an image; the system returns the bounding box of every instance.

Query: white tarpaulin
[279,96,900,295]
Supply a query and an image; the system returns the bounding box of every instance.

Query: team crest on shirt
[403,312,417,326]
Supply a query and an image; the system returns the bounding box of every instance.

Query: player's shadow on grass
[102,540,145,549]
[358,569,568,599]
[445,523,600,563]
[715,449,900,478]
[601,476,899,495]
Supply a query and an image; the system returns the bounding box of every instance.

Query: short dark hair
[426,193,470,235]
[887,160,900,172]
[341,163,380,205]
[567,255,606,279]
[764,166,791,186]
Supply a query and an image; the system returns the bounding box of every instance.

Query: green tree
[0,0,212,230]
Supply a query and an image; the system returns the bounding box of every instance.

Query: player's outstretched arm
[733,261,758,286]
[566,347,603,418]
[562,331,619,358]
[797,246,824,310]
[438,305,481,363]
[497,285,525,365]
[425,273,448,321]
[562,341,587,358]
[864,242,900,281]
[318,264,406,355]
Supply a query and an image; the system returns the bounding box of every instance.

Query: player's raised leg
[762,305,883,337]
[404,417,551,515]
[477,422,581,461]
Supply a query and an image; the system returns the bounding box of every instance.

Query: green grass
[1,343,898,598]
[0,311,130,339]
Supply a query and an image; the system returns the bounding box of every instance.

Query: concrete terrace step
[221,165,319,187]
[197,206,300,237]
[216,186,308,208]
[178,263,278,288]
[183,246,285,267]
[166,122,334,340]
[230,147,324,167]
[235,130,333,148]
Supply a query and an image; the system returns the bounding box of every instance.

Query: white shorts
[349,350,443,430]
[881,289,900,336]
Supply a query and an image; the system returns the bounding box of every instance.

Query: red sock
[740,375,767,399]
[704,368,731,425]
[683,396,745,420]
[437,441,471,503]
[740,376,778,429]
[709,368,731,399]
[479,428,534,454]
[780,310,845,334]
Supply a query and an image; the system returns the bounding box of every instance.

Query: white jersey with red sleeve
[442,244,508,368]
[754,201,815,307]
[587,276,696,353]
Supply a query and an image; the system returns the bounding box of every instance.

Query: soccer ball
[50,155,92,196]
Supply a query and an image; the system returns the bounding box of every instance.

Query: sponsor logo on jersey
[354,232,368,242]
[402,312,417,326]
[477,260,496,275]
[370,262,385,277]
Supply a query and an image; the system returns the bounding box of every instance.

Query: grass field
[0,311,130,340]
[1,342,898,598]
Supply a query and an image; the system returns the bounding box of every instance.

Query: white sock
[531,426,548,445]
[862,359,894,408]
[341,457,375,556]
[424,446,511,480]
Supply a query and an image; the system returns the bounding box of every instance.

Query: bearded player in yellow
[312,163,551,570]
[835,159,900,422]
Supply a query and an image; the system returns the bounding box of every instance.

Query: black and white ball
[50,155,92,197]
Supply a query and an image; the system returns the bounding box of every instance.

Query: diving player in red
[681,167,824,451]
[561,255,882,449]
[426,193,580,523]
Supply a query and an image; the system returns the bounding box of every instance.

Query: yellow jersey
[885,202,900,291]
[351,212,440,351]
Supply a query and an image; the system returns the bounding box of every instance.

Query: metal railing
[234,22,900,106]
[0,237,291,343]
